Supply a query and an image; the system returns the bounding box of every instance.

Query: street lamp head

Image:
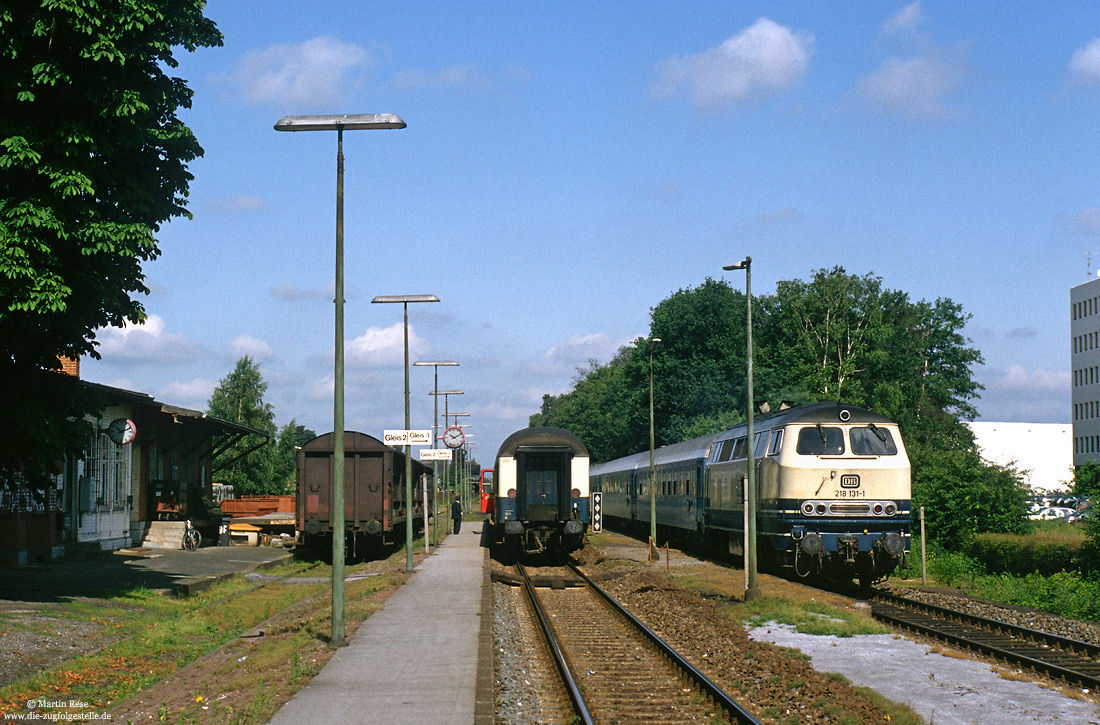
[648,337,662,352]
[414,360,459,367]
[274,114,407,131]
[372,294,440,304]
[429,390,464,396]
[723,257,751,271]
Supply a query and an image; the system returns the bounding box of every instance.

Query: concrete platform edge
[475,543,493,724]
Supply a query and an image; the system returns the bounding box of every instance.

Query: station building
[0,358,267,566]
[1071,274,1100,467]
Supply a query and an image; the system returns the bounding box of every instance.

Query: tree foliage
[0,1,221,478]
[910,446,1031,542]
[207,357,277,496]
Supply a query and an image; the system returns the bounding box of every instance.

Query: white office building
[967,421,1072,492]
[1071,274,1100,466]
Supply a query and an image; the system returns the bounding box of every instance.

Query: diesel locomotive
[590,403,911,586]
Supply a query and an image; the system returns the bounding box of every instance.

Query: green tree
[910,446,1031,542]
[0,2,221,479]
[207,357,276,495]
[271,420,315,494]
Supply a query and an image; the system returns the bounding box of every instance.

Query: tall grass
[925,545,1100,622]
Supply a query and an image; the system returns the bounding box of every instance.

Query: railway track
[512,562,763,725]
[872,589,1100,688]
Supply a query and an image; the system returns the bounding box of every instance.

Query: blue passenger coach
[488,426,590,556]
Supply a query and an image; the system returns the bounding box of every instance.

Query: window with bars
[86,432,130,511]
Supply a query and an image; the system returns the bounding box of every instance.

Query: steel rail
[875,589,1100,659]
[516,563,595,725]
[872,590,1100,687]
[567,562,765,725]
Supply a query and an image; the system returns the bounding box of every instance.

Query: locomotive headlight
[885,503,897,516]
[507,488,517,498]
[800,533,824,555]
[571,488,581,498]
[816,503,827,515]
[873,503,883,515]
[801,501,815,516]
[883,532,905,557]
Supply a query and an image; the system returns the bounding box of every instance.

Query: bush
[966,528,1085,577]
[926,548,983,587]
[910,446,1030,543]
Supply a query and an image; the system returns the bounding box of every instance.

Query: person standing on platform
[451,495,462,534]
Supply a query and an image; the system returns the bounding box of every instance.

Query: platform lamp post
[431,390,463,503]
[274,112,406,645]
[723,257,760,602]
[648,337,662,562]
[372,295,440,572]
[415,361,458,545]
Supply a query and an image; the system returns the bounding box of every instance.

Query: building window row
[1075,366,1100,386]
[1075,401,1100,420]
[1074,296,1100,320]
[1075,331,1100,354]
[1077,436,1100,454]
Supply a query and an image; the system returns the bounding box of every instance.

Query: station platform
[267,526,492,725]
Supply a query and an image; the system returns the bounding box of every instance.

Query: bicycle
[183,519,202,551]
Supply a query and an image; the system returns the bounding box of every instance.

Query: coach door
[516,449,569,522]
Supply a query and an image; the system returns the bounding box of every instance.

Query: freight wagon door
[355,453,384,525]
[516,449,569,522]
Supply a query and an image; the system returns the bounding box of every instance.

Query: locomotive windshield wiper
[816,424,827,446]
[868,423,888,443]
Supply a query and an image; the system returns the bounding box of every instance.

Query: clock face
[107,418,136,445]
[443,426,465,449]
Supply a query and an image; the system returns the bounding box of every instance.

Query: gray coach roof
[496,426,589,460]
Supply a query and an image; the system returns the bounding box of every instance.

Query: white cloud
[1070,38,1100,84]
[1074,207,1100,235]
[529,333,628,377]
[883,2,923,35]
[856,53,965,119]
[346,323,431,368]
[272,280,334,301]
[95,315,205,364]
[207,194,267,212]
[159,378,216,411]
[226,37,373,107]
[988,365,1069,395]
[975,365,1069,424]
[391,64,491,91]
[651,18,814,110]
[225,335,275,362]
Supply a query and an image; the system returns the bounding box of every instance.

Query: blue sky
[82,2,1100,465]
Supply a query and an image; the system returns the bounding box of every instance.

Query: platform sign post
[591,491,603,533]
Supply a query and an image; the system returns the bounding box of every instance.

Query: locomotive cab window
[850,425,898,455]
[795,425,845,455]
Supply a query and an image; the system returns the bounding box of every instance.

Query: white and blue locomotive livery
[489,426,591,556]
[590,403,911,585]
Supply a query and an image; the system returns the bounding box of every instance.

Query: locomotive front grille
[830,503,870,515]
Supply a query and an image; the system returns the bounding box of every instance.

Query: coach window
[795,426,845,455]
[732,437,747,460]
